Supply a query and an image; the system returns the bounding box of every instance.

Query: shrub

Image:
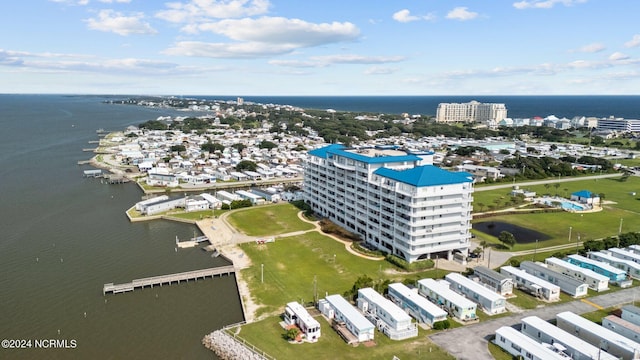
[319,219,361,241]
[386,255,434,271]
[432,320,451,330]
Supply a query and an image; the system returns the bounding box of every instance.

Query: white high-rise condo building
[304,144,474,263]
[436,101,507,127]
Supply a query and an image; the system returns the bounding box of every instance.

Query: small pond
[473,221,551,244]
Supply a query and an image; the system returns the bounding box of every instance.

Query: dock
[103,265,235,295]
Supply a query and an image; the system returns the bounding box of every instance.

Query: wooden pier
[103,265,235,295]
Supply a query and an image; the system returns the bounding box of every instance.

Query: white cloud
[164,41,293,58]
[49,0,90,5]
[85,10,157,36]
[269,55,405,68]
[156,0,270,23]
[513,0,587,10]
[624,34,640,48]
[166,17,360,58]
[188,17,359,47]
[392,9,419,23]
[446,7,478,21]
[392,9,435,23]
[98,0,132,3]
[364,66,397,75]
[609,52,630,61]
[576,43,605,53]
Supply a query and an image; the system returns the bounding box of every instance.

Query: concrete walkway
[429,287,640,360]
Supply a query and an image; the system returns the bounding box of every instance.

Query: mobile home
[356,287,417,340]
[386,283,448,328]
[417,278,477,322]
[521,316,618,360]
[545,257,609,292]
[556,311,640,360]
[283,302,321,342]
[494,326,570,360]
[602,315,640,344]
[566,254,629,285]
[519,261,588,297]
[589,251,640,280]
[318,294,374,343]
[444,273,507,314]
[500,266,560,302]
[472,266,513,296]
[622,305,640,327]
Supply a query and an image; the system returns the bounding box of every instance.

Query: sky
[2,0,640,95]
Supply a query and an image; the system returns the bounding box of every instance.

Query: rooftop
[308,144,421,164]
[374,165,473,187]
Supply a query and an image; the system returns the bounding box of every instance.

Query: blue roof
[374,165,473,187]
[572,190,594,198]
[308,144,421,164]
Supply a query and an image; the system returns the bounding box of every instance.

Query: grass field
[227,203,316,236]
[232,317,455,360]
[472,176,640,251]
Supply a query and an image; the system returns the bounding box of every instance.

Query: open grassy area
[228,203,316,236]
[240,231,410,317]
[472,176,640,251]
[233,316,455,360]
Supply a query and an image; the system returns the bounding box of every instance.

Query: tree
[498,231,516,249]
[235,160,257,172]
[170,144,186,153]
[258,140,278,149]
[201,142,224,153]
[285,327,300,342]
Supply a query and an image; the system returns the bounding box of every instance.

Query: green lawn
[228,203,316,236]
[473,176,640,251]
[232,316,454,360]
[240,231,407,317]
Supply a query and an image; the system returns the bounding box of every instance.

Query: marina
[103,265,235,295]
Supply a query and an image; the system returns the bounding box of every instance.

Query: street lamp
[618,218,623,247]
[568,226,572,243]
[576,233,581,255]
[533,239,539,261]
[261,264,264,283]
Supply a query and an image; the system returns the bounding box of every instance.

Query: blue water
[190,95,640,119]
[560,201,587,211]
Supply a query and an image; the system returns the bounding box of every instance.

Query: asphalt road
[475,173,621,192]
[428,287,640,360]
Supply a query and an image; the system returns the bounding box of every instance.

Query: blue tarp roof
[308,144,421,164]
[374,165,473,187]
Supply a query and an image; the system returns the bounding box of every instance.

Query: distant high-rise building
[436,101,507,126]
[303,144,474,263]
[237,97,244,105]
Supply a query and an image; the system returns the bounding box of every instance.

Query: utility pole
[261,263,264,283]
[618,218,623,247]
[568,226,572,243]
[576,233,581,255]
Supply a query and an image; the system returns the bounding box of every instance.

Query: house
[545,257,609,292]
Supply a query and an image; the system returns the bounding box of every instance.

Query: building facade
[436,100,507,126]
[304,144,474,263]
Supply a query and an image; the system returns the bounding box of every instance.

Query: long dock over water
[103,265,235,295]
